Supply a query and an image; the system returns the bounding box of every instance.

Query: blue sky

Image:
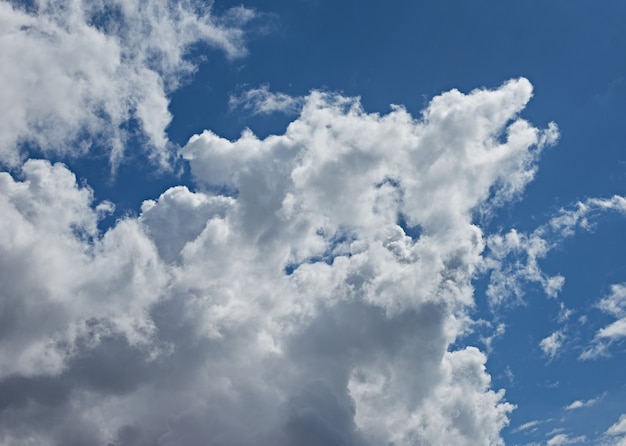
[1,1,626,445]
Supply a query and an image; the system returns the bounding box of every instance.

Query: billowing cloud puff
[0,0,253,167]
[0,79,559,445]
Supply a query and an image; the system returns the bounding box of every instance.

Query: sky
[1,1,626,445]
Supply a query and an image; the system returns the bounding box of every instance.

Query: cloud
[546,433,586,445]
[484,228,565,306]
[484,195,626,307]
[0,159,167,380]
[229,84,304,115]
[512,419,541,433]
[564,394,602,410]
[0,0,254,168]
[605,415,626,446]
[0,78,560,445]
[607,415,626,436]
[581,283,626,359]
[540,330,566,360]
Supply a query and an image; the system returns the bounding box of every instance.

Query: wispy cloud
[229,84,304,115]
[581,283,626,359]
[565,394,603,410]
[546,433,586,445]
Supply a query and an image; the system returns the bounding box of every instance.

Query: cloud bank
[0,77,564,445]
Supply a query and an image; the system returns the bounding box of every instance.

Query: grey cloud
[0,79,554,445]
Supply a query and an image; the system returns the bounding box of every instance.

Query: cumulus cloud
[0,159,167,380]
[0,78,563,445]
[0,0,254,167]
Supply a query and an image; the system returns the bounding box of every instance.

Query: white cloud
[484,195,626,307]
[581,283,626,359]
[598,283,626,318]
[540,330,565,360]
[0,159,168,379]
[565,394,602,410]
[558,302,573,322]
[0,79,559,445]
[606,415,626,446]
[229,84,304,115]
[512,419,540,433]
[0,0,254,167]
[547,433,586,445]
[607,415,626,436]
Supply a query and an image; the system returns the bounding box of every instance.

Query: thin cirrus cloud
[0,76,558,445]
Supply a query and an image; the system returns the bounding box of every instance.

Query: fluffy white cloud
[0,159,167,380]
[0,79,559,445]
[0,0,253,167]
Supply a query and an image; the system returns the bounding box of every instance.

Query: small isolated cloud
[565,394,602,410]
[546,433,586,445]
[558,302,574,322]
[598,284,626,317]
[512,419,541,433]
[540,330,566,360]
[229,84,304,115]
[581,283,626,359]
[546,427,565,436]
